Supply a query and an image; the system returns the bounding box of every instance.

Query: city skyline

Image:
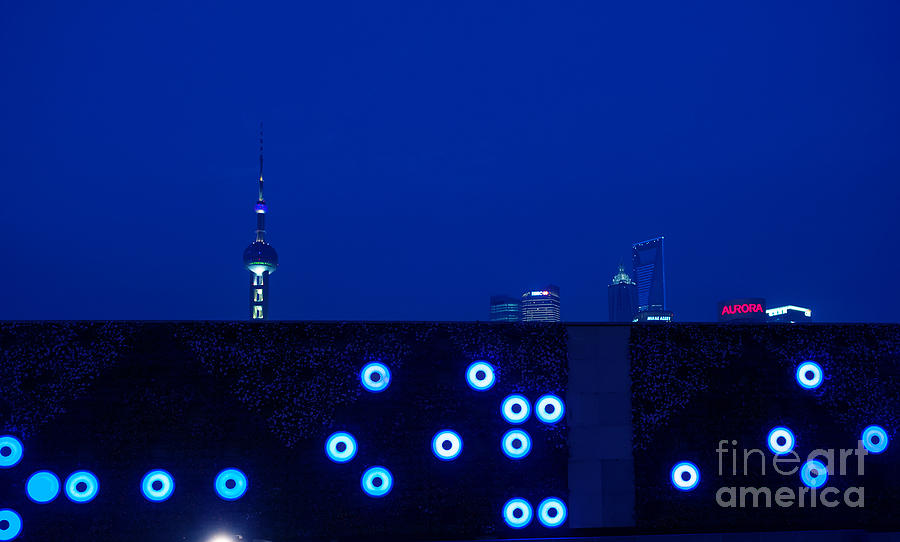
[3,2,900,323]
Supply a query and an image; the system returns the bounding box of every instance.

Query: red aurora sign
[717,298,767,322]
[721,303,763,316]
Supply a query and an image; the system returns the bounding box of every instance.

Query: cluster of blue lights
[671,359,891,494]
[500,393,565,425]
[2,354,573,537]
[670,461,700,491]
[502,497,567,528]
[360,362,391,393]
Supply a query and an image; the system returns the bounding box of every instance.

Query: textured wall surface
[631,323,900,532]
[0,322,567,541]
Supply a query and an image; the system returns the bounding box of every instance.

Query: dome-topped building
[244,123,278,320]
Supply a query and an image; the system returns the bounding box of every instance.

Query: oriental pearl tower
[243,123,278,319]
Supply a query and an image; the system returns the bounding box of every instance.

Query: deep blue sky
[2,1,899,322]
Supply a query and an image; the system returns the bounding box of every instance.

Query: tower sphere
[244,241,278,275]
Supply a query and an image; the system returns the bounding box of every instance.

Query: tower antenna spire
[258,121,264,200]
[244,121,278,320]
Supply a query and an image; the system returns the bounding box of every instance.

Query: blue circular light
[502,498,533,528]
[141,469,175,502]
[535,394,565,424]
[466,361,495,391]
[214,468,248,500]
[361,466,393,498]
[501,394,531,424]
[26,471,60,503]
[0,436,23,469]
[537,497,567,528]
[800,460,828,488]
[432,430,463,461]
[325,432,358,463]
[360,362,391,393]
[501,429,532,460]
[0,509,22,541]
[670,461,700,491]
[861,425,889,454]
[795,361,823,389]
[64,471,99,503]
[767,427,795,455]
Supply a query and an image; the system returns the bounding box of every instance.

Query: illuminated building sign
[717,298,766,322]
[529,291,550,297]
[633,310,675,323]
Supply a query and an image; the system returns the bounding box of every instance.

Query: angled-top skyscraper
[242,123,279,319]
[632,237,666,313]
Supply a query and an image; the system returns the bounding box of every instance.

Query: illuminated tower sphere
[244,123,278,319]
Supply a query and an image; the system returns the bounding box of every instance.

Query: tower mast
[243,122,279,319]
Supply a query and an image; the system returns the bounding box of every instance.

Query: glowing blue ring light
[26,471,60,503]
[537,497,567,528]
[64,471,99,503]
[361,466,393,497]
[325,432,358,463]
[360,362,391,393]
[767,427,795,455]
[0,509,22,541]
[862,425,889,454]
[0,436,23,469]
[501,429,532,459]
[800,460,828,488]
[432,430,463,461]
[535,394,565,424]
[466,361,495,391]
[795,361,823,389]
[214,468,248,500]
[670,461,700,491]
[141,469,175,502]
[502,498,533,528]
[501,394,531,424]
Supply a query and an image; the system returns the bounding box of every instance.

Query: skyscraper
[632,237,667,313]
[490,295,521,322]
[608,263,637,322]
[242,124,279,320]
[521,285,561,322]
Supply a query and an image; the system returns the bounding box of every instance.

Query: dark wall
[2,322,898,541]
[566,324,633,528]
[631,323,900,532]
[0,322,568,542]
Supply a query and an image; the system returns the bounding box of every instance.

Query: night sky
[2,1,899,322]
